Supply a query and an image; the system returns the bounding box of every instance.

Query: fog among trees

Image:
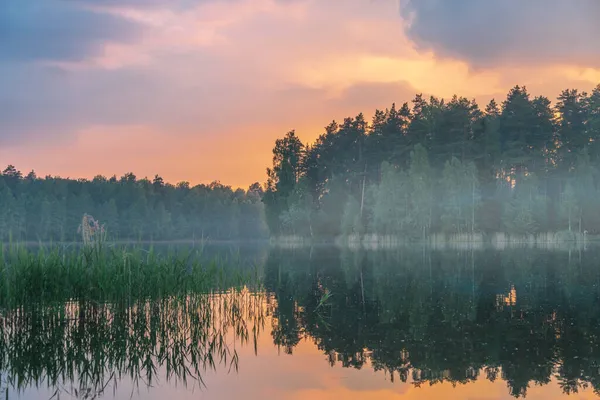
[2,84,600,242]
[264,84,600,240]
[0,169,267,242]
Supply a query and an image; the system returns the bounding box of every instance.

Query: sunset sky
[2,0,600,188]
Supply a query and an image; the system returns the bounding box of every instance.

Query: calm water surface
[3,245,600,399]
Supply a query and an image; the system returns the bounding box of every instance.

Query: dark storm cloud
[0,0,288,63]
[400,0,600,68]
[0,1,149,63]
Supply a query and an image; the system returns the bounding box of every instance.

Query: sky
[1,0,600,189]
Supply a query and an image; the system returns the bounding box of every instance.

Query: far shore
[3,231,596,251]
[270,231,597,250]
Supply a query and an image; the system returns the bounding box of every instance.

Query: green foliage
[9,83,600,242]
[372,162,410,235]
[499,85,552,172]
[503,173,548,234]
[408,144,433,238]
[279,178,313,236]
[0,171,268,242]
[440,158,480,233]
[0,246,264,397]
[555,89,589,169]
[264,83,600,239]
[264,130,305,234]
[314,177,348,238]
[0,244,259,306]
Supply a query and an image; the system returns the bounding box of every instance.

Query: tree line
[3,84,600,242]
[0,167,268,242]
[264,84,600,239]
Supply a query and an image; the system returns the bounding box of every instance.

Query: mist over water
[2,244,600,399]
[3,2,600,399]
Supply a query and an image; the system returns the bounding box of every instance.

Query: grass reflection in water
[0,244,266,399]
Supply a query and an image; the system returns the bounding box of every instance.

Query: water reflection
[0,290,266,398]
[265,247,600,398]
[2,246,600,399]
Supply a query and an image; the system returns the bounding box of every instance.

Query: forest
[264,84,600,240]
[0,169,267,242]
[2,84,600,242]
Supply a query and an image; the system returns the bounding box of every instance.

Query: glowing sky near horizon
[1,0,599,188]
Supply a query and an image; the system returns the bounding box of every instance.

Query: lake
[3,245,600,399]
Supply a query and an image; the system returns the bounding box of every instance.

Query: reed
[0,242,260,307]
[0,239,264,397]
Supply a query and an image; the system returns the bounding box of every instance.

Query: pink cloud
[3,0,599,187]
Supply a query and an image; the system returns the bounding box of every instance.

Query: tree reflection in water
[265,247,600,398]
[3,247,600,399]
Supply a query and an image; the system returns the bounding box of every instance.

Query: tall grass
[0,242,266,397]
[0,242,261,307]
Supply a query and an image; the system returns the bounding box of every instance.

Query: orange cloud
[292,54,502,99]
[3,0,599,188]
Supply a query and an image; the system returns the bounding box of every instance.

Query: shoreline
[3,232,596,251]
[270,231,596,250]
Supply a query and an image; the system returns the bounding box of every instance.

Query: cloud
[0,0,271,64]
[0,79,420,187]
[2,0,600,186]
[400,0,600,68]
[0,1,149,63]
[0,0,310,146]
